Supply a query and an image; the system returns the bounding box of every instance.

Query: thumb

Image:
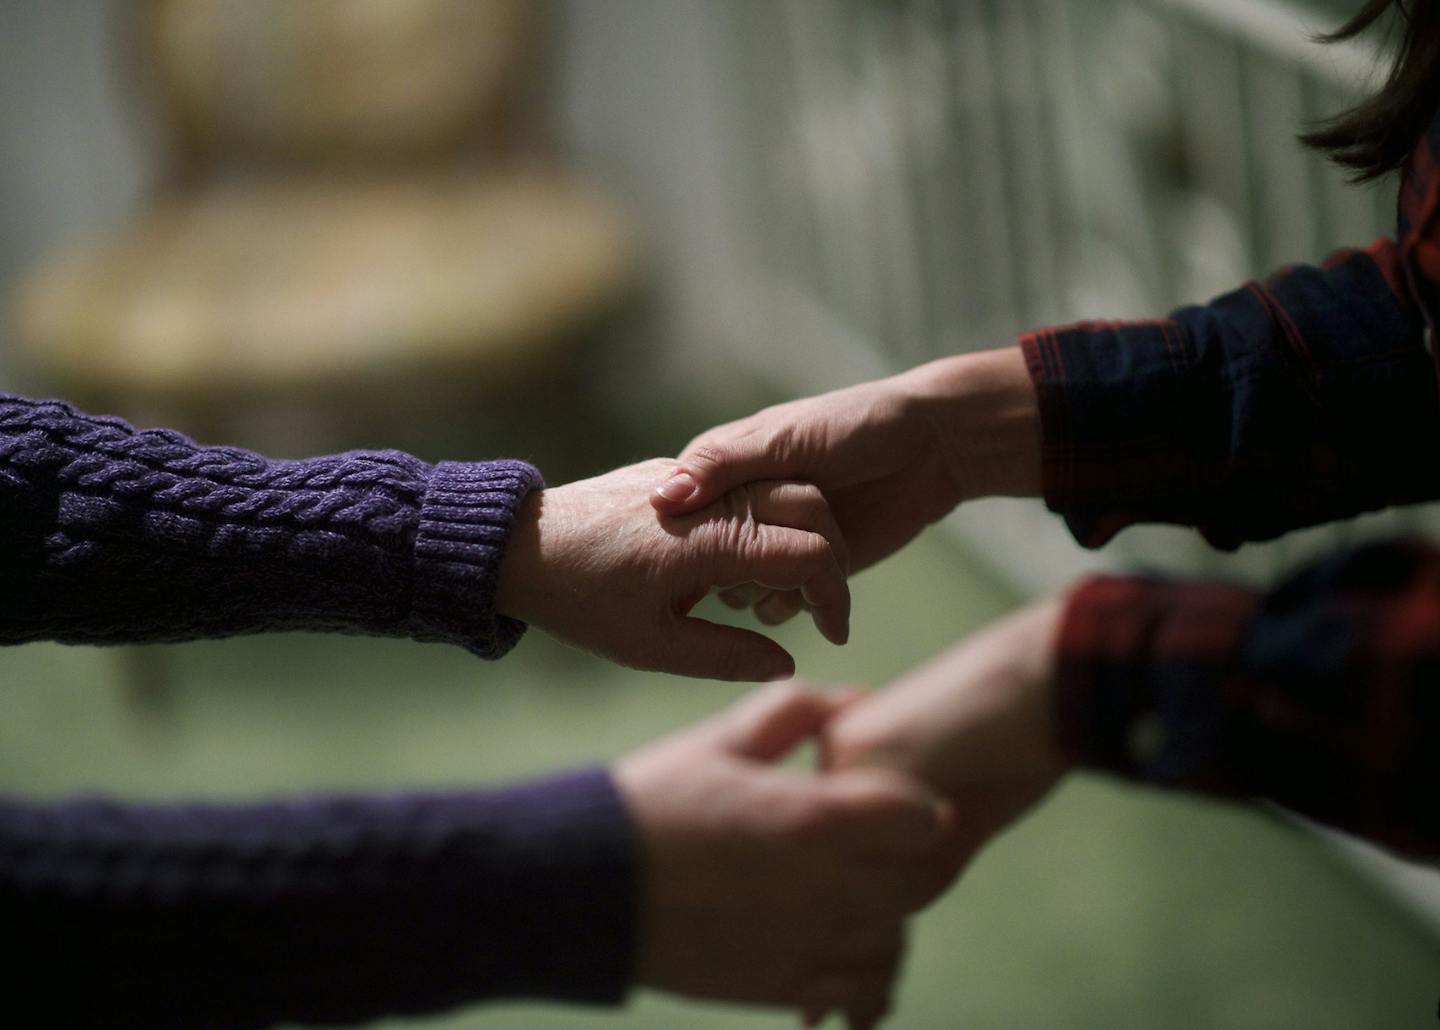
[664,616,796,682]
[713,681,854,762]
[651,436,796,515]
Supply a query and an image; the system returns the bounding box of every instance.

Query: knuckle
[791,481,828,516]
[684,442,730,471]
[770,420,801,462]
[716,484,755,525]
[792,531,833,567]
[789,483,837,532]
[730,510,768,558]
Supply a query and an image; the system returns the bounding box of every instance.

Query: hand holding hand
[496,459,851,681]
[615,684,964,1028]
[651,348,1040,626]
[824,598,1069,861]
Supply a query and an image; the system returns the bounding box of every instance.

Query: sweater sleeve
[2,767,638,1026]
[1054,539,1440,858]
[0,394,543,658]
[1018,107,1440,550]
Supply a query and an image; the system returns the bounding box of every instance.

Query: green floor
[3,524,1438,1029]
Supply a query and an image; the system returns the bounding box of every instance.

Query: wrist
[1004,596,1070,778]
[897,347,1042,501]
[494,489,551,626]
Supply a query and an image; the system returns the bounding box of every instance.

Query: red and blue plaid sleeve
[1035,111,1440,857]
[1020,109,1440,551]
[1055,539,1440,858]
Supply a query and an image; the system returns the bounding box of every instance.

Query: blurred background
[2,1,1439,1027]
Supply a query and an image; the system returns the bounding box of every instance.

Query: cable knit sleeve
[0,395,643,1023]
[0,394,543,658]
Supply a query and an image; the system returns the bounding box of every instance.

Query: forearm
[0,395,541,657]
[1056,539,1440,857]
[1,769,637,1027]
[896,346,1043,501]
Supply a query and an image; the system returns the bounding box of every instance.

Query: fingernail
[654,472,697,503]
[767,657,797,682]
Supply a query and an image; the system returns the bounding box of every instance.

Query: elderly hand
[496,459,851,681]
[615,683,964,1029]
[649,347,1040,627]
[823,598,1069,863]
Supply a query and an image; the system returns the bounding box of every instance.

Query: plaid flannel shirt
[1019,109,1440,857]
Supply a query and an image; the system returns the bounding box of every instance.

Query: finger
[821,768,952,850]
[719,582,773,609]
[747,481,853,575]
[652,429,804,516]
[814,944,904,1030]
[664,617,797,682]
[819,774,963,910]
[710,681,855,761]
[801,1008,829,1028]
[815,689,870,769]
[803,968,897,1028]
[757,589,806,626]
[845,1002,888,1030]
[748,482,852,643]
[714,526,850,646]
[651,466,705,512]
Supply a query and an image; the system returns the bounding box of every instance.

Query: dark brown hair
[1301,0,1440,181]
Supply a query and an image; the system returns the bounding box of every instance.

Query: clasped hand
[610,605,1071,1028]
[616,683,965,1028]
[491,458,988,1026]
[496,458,852,681]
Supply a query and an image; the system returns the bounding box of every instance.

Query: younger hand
[824,598,1069,862]
[650,348,1040,628]
[615,683,963,1027]
[496,459,851,681]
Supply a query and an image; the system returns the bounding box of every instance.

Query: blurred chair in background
[6,0,638,698]
[8,0,637,447]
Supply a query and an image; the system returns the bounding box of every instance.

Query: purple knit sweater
[0,395,638,1026]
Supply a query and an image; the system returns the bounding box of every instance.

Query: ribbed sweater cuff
[410,459,544,659]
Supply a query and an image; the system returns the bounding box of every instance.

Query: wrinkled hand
[824,598,1069,863]
[496,459,851,681]
[615,684,964,1028]
[650,348,1039,627]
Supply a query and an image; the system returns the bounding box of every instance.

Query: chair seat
[11,167,637,397]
